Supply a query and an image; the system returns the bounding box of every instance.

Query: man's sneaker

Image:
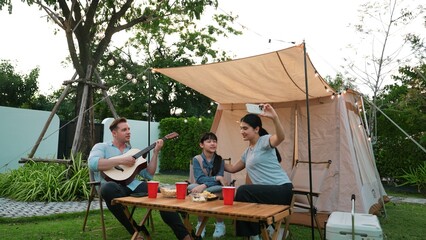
[195,221,206,238]
[267,225,288,240]
[212,222,226,238]
[267,225,275,238]
[277,227,287,239]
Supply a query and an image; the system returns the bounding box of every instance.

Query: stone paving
[0,195,424,218]
[388,196,426,205]
[0,197,106,218]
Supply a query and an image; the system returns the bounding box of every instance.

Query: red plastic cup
[175,182,188,199]
[147,181,159,198]
[222,186,236,205]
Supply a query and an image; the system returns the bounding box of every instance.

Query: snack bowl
[160,187,177,198]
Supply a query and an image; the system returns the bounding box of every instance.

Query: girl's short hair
[199,132,222,176]
[199,132,218,143]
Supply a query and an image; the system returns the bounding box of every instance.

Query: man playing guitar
[88,117,191,240]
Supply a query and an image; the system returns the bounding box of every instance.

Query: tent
[153,43,386,215]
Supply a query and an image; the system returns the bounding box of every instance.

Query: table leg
[183,213,209,240]
[131,231,139,240]
[137,209,153,240]
[123,206,141,240]
[137,209,153,227]
[197,217,209,237]
[182,213,192,233]
[260,224,270,240]
[125,206,153,240]
[269,219,284,240]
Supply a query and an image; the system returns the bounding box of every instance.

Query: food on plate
[190,191,218,202]
[190,191,219,202]
[200,191,218,199]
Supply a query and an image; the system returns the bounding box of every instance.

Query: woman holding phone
[225,103,293,240]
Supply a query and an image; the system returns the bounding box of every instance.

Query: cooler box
[326,211,383,240]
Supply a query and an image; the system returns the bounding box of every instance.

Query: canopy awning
[153,44,335,104]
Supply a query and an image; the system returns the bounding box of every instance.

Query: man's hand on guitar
[121,155,137,167]
[153,139,164,154]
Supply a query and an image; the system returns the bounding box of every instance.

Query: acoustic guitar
[101,132,179,185]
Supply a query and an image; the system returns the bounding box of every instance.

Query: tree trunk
[75,82,95,159]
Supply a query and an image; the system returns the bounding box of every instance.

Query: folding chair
[82,169,107,240]
[284,159,332,240]
[82,170,155,239]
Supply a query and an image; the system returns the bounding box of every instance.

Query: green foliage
[0,154,89,202]
[93,57,218,122]
[0,161,64,201]
[398,161,426,193]
[60,154,91,200]
[0,59,56,111]
[0,60,39,108]
[158,117,213,172]
[0,0,12,13]
[375,136,421,177]
[90,0,241,121]
[374,63,426,179]
[324,73,357,92]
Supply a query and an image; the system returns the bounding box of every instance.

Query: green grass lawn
[0,172,425,239]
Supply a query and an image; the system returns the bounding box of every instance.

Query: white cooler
[326,211,383,240]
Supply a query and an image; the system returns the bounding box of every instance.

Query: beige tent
[153,44,386,214]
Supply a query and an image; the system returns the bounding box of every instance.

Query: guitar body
[100,132,179,185]
[101,148,148,185]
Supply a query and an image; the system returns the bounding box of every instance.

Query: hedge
[158,117,213,172]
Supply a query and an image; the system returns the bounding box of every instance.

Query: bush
[397,161,426,193]
[159,117,212,172]
[0,153,89,201]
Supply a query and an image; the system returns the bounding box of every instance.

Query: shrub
[397,161,426,193]
[159,117,213,172]
[0,153,89,201]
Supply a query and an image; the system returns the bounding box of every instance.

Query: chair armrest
[88,181,101,186]
[294,202,318,210]
[292,188,320,197]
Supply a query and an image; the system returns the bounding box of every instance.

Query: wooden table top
[113,193,289,224]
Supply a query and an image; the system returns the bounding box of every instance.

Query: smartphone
[130,192,148,197]
[246,103,263,114]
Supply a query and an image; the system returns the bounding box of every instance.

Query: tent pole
[302,41,315,239]
[147,69,152,161]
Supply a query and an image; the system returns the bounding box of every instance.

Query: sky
[216,0,359,74]
[0,0,421,95]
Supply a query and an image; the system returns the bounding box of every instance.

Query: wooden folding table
[113,193,290,240]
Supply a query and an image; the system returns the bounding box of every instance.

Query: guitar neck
[132,142,156,159]
[131,136,168,159]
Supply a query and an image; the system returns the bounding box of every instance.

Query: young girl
[225,104,293,240]
[188,132,227,238]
